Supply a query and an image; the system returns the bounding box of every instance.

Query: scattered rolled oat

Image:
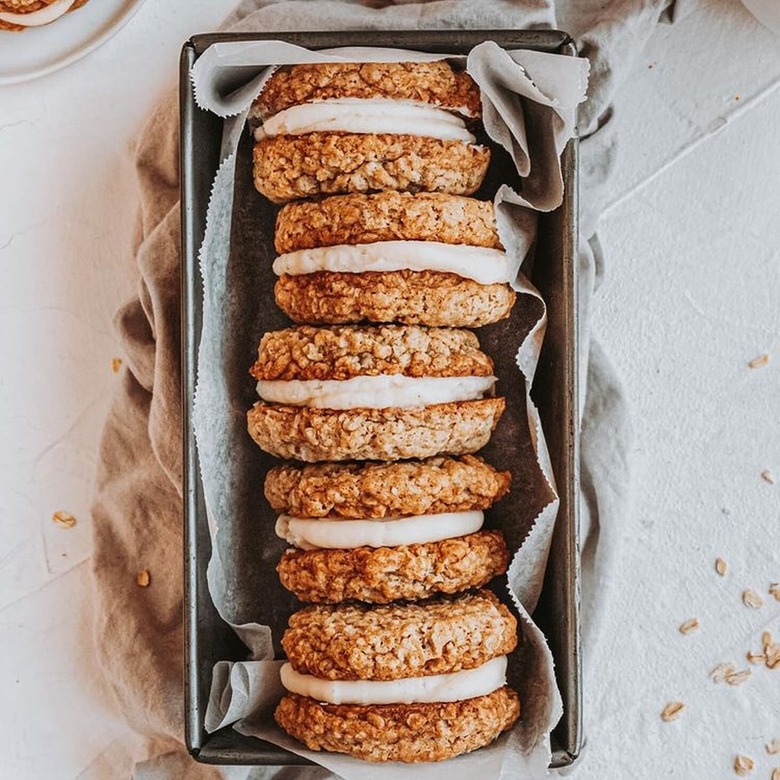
[769,583,780,602]
[763,632,774,648]
[716,558,728,576]
[725,669,751,686]
[111,357,123,373]
[734,754,754,775]
[52,510,76,528]
[136,570,151,588]
[661,701,684,722]
[711,663,737,683]
[742,589,764,609]
[767,738,780,754]
[761,470,775,484]
[746,651,766,665]
[679,618,700,635]
[771,768,780,780]
[748,353,769,369]
[766,643,780,670]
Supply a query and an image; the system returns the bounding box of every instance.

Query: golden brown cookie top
[275,687,520,763]
[277,531,510,605]
[249,324,494,381]
[274,192,502,254]
[281,589,517,680]
[265,455,511,519]
[253,61,481,120]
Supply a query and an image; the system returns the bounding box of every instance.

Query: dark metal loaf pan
[180,28,581,769]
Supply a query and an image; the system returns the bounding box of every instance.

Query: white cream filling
[255,98,476,143]
[280,655,507,705]
[276,510,484,550]
[0,0,75,26]
[273,240,512,286]
[255,374,495,410]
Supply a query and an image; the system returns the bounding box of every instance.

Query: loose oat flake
[734,754,754,775]
[726,669,751,686]
[771,768,780,780]
[749,353,769,369]
[716,558,728,576]
[767,738,780,754]
[661,701,684,722]
[679,618,700,635]
[137,570,151,587]
[761,470,775,484]
[769,583,780,602]
[766,644,780,670]
[742,589,764,609]
[711,663,736,683]
[52,510,76,528]
[746,651,766,665]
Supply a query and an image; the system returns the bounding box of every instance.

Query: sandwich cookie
[274,591,521,762]
[267,456,511,603]
[249,61,490,203]
[0,0,88,31]
[273,192,516,327]
[246,324,505,462]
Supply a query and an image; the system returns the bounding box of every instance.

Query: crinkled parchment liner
[190,41,587,780]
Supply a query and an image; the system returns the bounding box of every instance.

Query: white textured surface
[0,1,778,778]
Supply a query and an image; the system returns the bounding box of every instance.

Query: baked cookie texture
[281,590,517,680]
[254,61,482,120]
[275,191,502,254]
[264,455,511,519]
[277,529,510,604]
[0,0,89,31]
[275,269,516,327]
[254,133,489,204]
[274,687,520,763]
[249,324,493,382]
[251,61,487,202]
[247,398,505,462]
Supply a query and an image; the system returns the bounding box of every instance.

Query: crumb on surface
[52,510,76,529]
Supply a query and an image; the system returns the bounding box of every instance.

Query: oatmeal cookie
[277,529,510,604]
[253,61,482,120]
[253,133,489,204]
[281,589,517,679]
[264,455,511,519]
[246,398,505,462]
[274,687,520,762]
[249,324,493,382]
[274,191,501,254]
[274,269,516,327]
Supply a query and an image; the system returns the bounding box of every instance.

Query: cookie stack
[247,60,520,763]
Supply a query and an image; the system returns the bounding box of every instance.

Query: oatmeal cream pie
[0,0,89,31]
[249,60,490,203]
[246,324,505,462]
[268,456,511,603]
[273,192,516,327]
[274,590,521,762]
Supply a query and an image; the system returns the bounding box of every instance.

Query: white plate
[0,0,147,86]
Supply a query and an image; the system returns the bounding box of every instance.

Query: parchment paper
[191,40,587,779]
